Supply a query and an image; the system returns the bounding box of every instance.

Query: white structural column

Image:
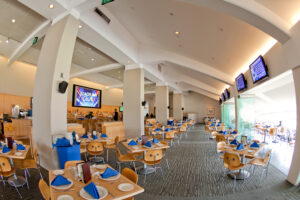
[288,66,300,185]
[155,83,169,124]
[33,15,79,169]
[123,65,144,138]
[173,92,183,121]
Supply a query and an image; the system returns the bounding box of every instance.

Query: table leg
[138,151,155,175]
[263,129,268,144]
[8,158,26,187]
[228,153,250,180]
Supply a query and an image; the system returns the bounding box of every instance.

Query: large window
[223,102,235,129]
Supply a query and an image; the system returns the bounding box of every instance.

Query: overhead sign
[102,0,114,5]
[32,37,38,45]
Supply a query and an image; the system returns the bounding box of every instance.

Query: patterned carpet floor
[1,124,299,199]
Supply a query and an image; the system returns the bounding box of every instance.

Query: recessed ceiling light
[49,4,54,9]
[91,58,95,61]
[11,19,16,23]
[0,40,2,43]
[78,24,82,29]
[169,12,174,16]
[5,39,9,43]
[175,31,180,35]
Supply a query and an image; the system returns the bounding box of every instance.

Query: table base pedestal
[228,170,250,180]
[8,176,26,187]
[138,167,156,175]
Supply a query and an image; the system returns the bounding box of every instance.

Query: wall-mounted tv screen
[119,106,123,112]
[224,89,230,99]
[221,93,225,102]
[249,55,268,83]
[72,85,102,108]
[219,98,222,104]
[236,73,247,92]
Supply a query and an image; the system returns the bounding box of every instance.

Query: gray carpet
[1,124,299,199]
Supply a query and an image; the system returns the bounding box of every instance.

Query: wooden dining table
[122,140,169,175]
[49,164,144,200]
[0,144,30,187]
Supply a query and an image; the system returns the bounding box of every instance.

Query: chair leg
[144,173,147,183]
[159,166,165,180]
[132,162,136,172]
[26,168,30,177]
[165,158,170,169]
[10,181,22,199]
[233,175,236,192]
[24,170,29,190]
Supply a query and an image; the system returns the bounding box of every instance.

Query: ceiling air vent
[95,8,111,24]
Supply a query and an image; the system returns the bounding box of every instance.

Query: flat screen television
[119,106,123,112]
[221,93,225,102]
[249,55,268,83]
[224,89,230,99]
[72,85,102,108]
[235,73,247,92]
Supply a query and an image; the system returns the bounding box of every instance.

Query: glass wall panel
[223,102,235,129]
[237,96,255,139]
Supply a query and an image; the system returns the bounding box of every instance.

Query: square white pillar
[173,92,183,121]
[155,84,169,124]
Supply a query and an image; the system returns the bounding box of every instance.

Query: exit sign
[32,37,38,45]
[102,0,114,5]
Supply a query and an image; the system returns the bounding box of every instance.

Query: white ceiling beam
[181,84,219,100]
[181,79,220,96]
[108,81,153,89]
[70,63,122,78]
[8,20,51,66]
[178,0,290,44]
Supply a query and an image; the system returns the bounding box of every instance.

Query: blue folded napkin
[93,135,98,140]
[0,142,2,148]
[177,124,182,127]
[217,124,221,127]
[51,175,71,186]
[84,182,100,199]
[82,134,88,138]
[55,138,71,147]
[2,145,10,153]
[101,133,108,138]
[152,138,159,144]
[165,128,171,132]
[167,120,174,125]
[250,141,260,148]
[128,140,138,146]
[154,128,161,131]
[16,144,25,151]
[145,141,152,148]
[101,167,119,179]
[148,123,153,126]
[210,124,214,127]
[223,131,227,135]
[230,139,238,145]
[232,131,237,134]
[219,130,224,134]
[236,143,244,150]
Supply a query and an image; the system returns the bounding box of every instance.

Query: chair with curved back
[0,157,22,198]
[39,179,50,200]
[223,152,248,191]
[115,146,136,172]
[217,141,226,154]
[248,150,272,186]
[105,136,119,162]
[121,168,138,200]
[87,141,105,163]
[216,135,226,143]
[164,132,175,146]
[140,149,164,183]
[269,128,278,143]
[160,141,170,169]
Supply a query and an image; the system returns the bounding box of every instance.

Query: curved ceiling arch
[178,0,291,44]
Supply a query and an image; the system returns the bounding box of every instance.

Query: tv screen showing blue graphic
[72,85,101,108]
[224,89,230,99]
[221,93,225,102]
[249,56,268,83]
[235,73,247,92]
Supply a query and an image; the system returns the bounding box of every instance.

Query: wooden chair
[269,128,278,142]
[216,135,226,143]
[87,142,105,163]
[105,136,119,162]
[139,149,164,183]
[64,160,84,169]
[223,152,248,191]
[0,157,22,198]
[248,150,272,186]
[39,179,50,200]
[115,146,136,172]
[217,141,226,153]
[164,132,175,146]
[13,148,43,189]
[121,168,138,200]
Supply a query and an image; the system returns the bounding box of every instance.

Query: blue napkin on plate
[223,131,227,135]
[177,124,182,127]
[165,128,171,132]
[16,144,25,151]
[152,138,159,144]
[232,131,237,134]
[101,167,119,179]
[82,134,88,138]
[128,140,138,146]
[219,130,224,134]
[210,124,214,127]
[51,175,71,186]
[230,139,238,145]
[101,133,108,138]
[236,143,244,150]
[93,135,98,140]
[145,141,152,148]
[84,182,100,199]
[250,141,260,148]
[2,145,10,153]
[154,128,161,132]
[56,138,71,147]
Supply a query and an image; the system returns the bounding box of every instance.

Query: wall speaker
[142,101,147,106]
[58,81,68,93]
[182,107,184,110]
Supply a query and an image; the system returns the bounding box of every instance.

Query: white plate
[15,152,23,156]
[131,146,139,150]
[99,173,120,181]
[51,179,73,190]
[248,150,255,153]
[80,186,108,200]
[143,145,151,148]
[156,143,163,146]
[118,183,134,192]
[53,170,64,176]
[57,195,74,200]
[96,165,106,170]
[1,151,11,154]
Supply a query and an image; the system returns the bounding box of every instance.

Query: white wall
[183,91,221,123]
[0,56,36,97]
[68,78,123,106]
